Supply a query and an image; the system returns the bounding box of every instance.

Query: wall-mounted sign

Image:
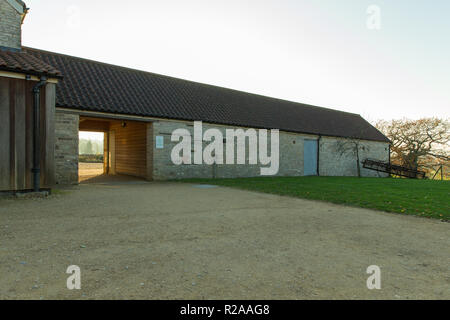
[156,136,164,149]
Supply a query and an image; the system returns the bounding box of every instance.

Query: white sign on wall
[156,136,164,149]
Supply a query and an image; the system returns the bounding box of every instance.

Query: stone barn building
[0,0,390,192]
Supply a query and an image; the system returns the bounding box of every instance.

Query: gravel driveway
[0,177,448,299]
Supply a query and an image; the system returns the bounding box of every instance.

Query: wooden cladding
[79,119,110,132]
[109,121,147,178]
[0,77,55,191]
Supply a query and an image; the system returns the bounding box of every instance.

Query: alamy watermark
[366,5,381,30]
[66,5,81,30]
[366,265,381,290]
[170,121,280,175]
[66,265,81,290]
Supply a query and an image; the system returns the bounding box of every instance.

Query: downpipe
[32,76,47,192]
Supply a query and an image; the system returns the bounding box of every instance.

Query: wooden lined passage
[109,121,147,178]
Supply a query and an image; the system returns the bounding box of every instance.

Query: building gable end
[5,0,25,14]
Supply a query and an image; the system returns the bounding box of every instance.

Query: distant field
[181,176,449,220]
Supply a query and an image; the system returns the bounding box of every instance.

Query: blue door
[304,140,318,176]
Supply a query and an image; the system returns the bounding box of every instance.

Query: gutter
[32,76,47,192]
[0,67,62,80]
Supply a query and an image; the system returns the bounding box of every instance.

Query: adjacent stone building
[0,0,25,50]
[0,0,390,192]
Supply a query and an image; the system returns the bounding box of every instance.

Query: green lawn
[181,176,450,220]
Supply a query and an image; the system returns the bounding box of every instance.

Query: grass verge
[181,176,449,220]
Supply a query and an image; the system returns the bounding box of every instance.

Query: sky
[21,0,450,124]
[79,131,103,141]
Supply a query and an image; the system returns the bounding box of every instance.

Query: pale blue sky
[22,0,450,122]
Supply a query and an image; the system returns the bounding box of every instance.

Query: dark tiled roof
[0,48,62,78]
[25,47,389,142]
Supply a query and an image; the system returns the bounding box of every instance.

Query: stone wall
[152,120,251,180]
[319,136,390,177]
[152,119,390,180]
[0,0,22,50]
[54,111,79,185]
[50,113,389,183]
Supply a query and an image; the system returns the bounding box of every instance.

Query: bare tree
[335,138,368,177]
[376,118,449,172]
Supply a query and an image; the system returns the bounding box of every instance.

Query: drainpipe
[317,135,322,176]
[32,76,47,192]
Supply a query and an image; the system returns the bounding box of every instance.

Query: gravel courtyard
[0,178,448,300]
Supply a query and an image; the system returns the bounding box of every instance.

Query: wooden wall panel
[103,132,108,174]
[79,119,110,132]
[109,130,116,175]
[25,80,33,188]
[9,79,15,189]
[44,84,56,186]
[39,83,46,187]
[0,77,56,191]
[0,78,11,190]
[110,121,147,178]
[14,79,26,190]
[146,123,153,181]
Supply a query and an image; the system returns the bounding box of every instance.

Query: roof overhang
[0,70,59,83]
[56,107,391,143]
